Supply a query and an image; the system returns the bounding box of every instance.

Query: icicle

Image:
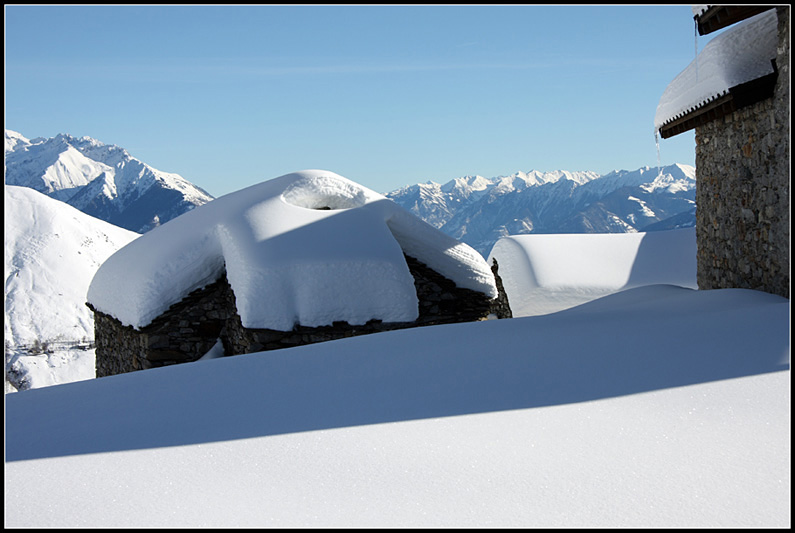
[694,20,699,84]
[655,129,663,179]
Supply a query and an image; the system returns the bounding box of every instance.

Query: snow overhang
[655,8,778,139]
[87,170,498,331]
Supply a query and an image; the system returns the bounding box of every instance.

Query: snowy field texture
[5,346,96,393]
[490,227,697,316]
[5,287,790,526]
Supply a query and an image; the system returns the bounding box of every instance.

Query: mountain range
[5,130,214,233]
[386,165,696,256]
[6,129,696,256]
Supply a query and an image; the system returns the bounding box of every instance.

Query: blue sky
[6,5,705,197]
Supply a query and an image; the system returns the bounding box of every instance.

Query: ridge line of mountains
[5,130,214,233]
[5,129,696,256]
[385,164,695,255]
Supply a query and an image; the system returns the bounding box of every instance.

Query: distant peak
[440,174,490,194]
[5,129,26,140]
[4,129,30,152]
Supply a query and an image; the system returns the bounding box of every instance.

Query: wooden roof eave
[659,92,734,139]
[695,5,777,35]
[658,62,778,139]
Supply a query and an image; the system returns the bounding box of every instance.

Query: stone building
[655,6,789,298]
[87,171,511,378]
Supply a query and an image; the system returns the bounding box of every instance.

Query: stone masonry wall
[90,275,236,377]
[693,7,789,298]
[226,256,512,354]
[92,310,147,377]
[93,256,512,377]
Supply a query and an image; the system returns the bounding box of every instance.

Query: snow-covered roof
[87,170,498,331]
[488,228,697,317]
[655,9,778,135]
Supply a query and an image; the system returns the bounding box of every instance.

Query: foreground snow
[5,284,790,528]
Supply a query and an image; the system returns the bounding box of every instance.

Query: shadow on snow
[5,284,789,462]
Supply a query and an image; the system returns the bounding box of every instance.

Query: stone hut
[87,170,511,378]
[655,6,789,298]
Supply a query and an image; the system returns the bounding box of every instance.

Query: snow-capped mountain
[387,164,696,256]
[4,185,139,390]
[4,130,214,233]
[387,170,602,231]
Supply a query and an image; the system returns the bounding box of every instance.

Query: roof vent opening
[281,174,369,210]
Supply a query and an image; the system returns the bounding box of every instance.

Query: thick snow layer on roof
[489,228,697,316]
[654,9,778,131]
[87,170,497,331]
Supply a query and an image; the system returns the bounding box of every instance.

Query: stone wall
[90,274,236,377]
[693,7,789,298]
[226,256,512,354]
[92,256,512,377]
[92,311,147,377]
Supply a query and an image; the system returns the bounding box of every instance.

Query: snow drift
[489,227,697,316]
[5,284,789,527]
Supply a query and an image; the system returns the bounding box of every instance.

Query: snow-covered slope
[4,130,214,233]
[387,164,696,256]
[5,284,789,527]
[4,185,139,390]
